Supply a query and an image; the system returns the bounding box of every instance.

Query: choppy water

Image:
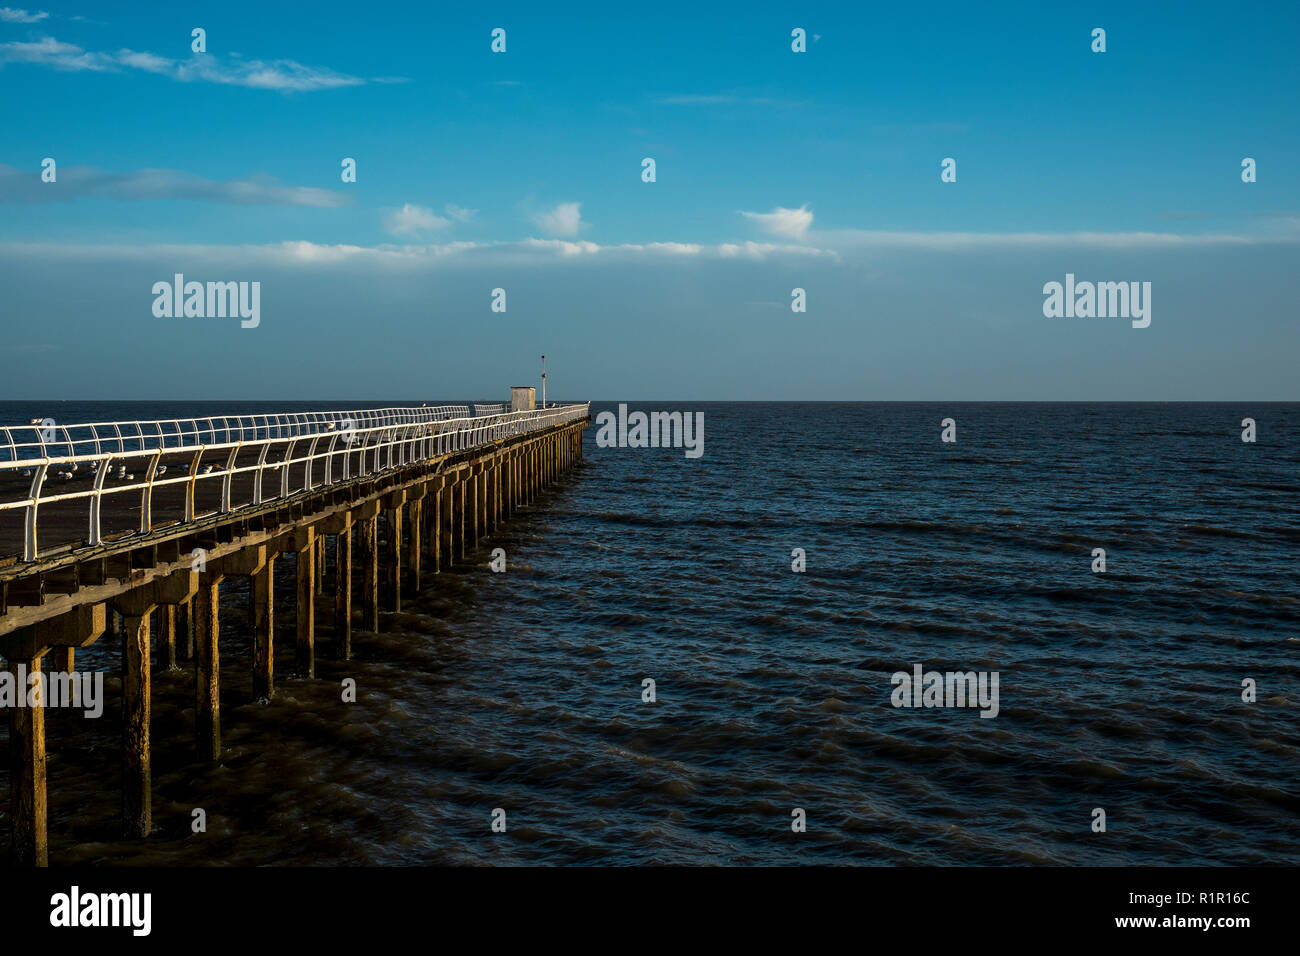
[3,401,1299,866]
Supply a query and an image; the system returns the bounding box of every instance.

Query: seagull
[156,465,167,476]
[201,464,215,475]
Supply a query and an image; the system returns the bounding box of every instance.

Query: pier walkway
[0,397,591,865]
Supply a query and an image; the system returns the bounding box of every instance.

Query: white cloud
[444,203,477,223]
[532,201,584,237]
[812,228,1295,249]
[741,204,814,240]
[519,238,601,256]
[3,227,1288,275]
[385,203,452,237]
[175,54,362,92]
[0,164,350,207]
[0,36,114,70]
[0,238,840,269]
[0,35,364,91]
[0,7,48,23]
[718,240,833,259]
[115,50,174,73]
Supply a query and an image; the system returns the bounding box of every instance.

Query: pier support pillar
[50,645,74,679]
[360,512,379,630]
[516,450,523,509]
[332,516,353,659]
[121,613,151,837]
[407,498,422,593]
[530,444,538,500]
[467,468,479,551]
[194,572,224,762]
[455,473,467,561]
[160,604,177,670]
[295,527,317,678]
[477,466,488,540]
[110,572,196,829]
[384,502,403,612]
[316,536,326,597]
[436,478,452,567]
[6,650,47,867]
[252,556,275,699]
[503,455,509,516]
[520,447,528,504]
[178,597,193,660]
[431,483,443,573]
[441,477,456,566]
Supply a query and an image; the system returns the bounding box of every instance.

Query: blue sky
[1,1,1297,400]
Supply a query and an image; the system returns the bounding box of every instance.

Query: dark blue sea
[2,401,1298,865]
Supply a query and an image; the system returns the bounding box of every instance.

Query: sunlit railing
[0,403,589,562]
[0,404,473,463]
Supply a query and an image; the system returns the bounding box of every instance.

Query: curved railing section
[0,403,589,563]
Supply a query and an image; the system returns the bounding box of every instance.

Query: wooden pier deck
[0,399,590,865]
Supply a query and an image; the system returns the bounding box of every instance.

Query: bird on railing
[201,464,215,475]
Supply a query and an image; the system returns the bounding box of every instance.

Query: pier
[0,395,590,866]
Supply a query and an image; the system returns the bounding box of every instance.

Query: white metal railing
[0,404,473,464]
[0,403,589,563]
